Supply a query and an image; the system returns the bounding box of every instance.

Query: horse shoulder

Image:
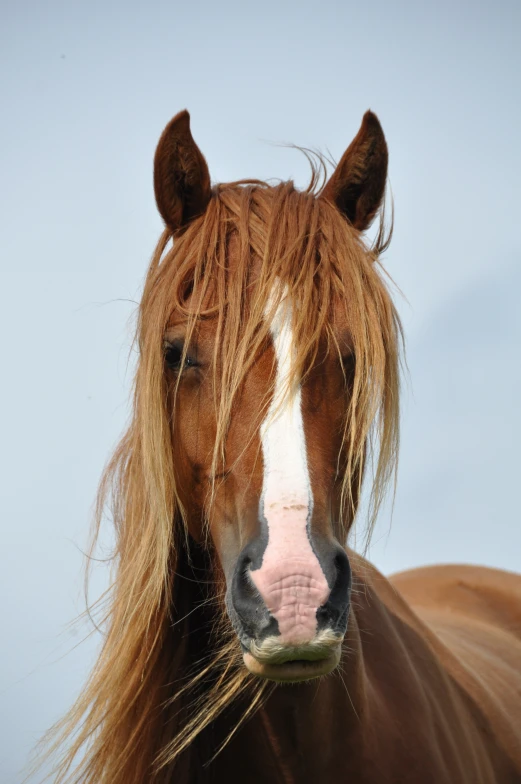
[389,562,521,775]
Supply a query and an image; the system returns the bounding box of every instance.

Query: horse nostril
[236,554,254,590]
[336,550,351,586]
[333,548,351,597]
[229,548,279,642]
[316,545,351,635]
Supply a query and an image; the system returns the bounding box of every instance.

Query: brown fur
[36,112,521,783]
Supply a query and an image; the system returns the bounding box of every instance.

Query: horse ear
[321,111,388,231]
[153,110,211,233]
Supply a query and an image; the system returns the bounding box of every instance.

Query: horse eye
[342,353,356,379]
[164,342,198,372]
[165,345,182,370]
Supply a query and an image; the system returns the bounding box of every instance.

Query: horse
[44,110,521,783]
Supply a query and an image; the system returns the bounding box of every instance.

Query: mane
[38,163,402,783]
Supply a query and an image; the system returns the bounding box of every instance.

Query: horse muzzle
[226,538,351,681]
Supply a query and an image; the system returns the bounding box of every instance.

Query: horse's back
[391,563,521,636]
[391,563,521,774]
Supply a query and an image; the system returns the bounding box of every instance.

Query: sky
[1,0,520,780]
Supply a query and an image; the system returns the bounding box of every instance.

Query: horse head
[149,109,398,682]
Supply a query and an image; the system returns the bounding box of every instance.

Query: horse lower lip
[243,647,341,682]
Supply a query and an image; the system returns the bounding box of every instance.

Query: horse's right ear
[153,110,212,234]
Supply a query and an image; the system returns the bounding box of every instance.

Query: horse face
[156,109,390,681]
[165,288,356,681]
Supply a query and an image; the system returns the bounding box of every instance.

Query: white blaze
[261,296,311,520]
[250,290,330,644]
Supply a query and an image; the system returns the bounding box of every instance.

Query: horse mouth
[242,645,342,682]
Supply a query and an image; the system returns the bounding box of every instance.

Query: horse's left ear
[154,110,212,234]
[321,111,388,231]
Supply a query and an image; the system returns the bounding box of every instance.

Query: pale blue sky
[1,0,520,780]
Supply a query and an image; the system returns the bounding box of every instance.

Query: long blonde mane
[39,168,402,783]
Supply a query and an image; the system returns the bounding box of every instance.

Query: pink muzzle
[250,508,330,644]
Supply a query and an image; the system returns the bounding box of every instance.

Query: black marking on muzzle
[226,530,280,645]
[315,546,352,635]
